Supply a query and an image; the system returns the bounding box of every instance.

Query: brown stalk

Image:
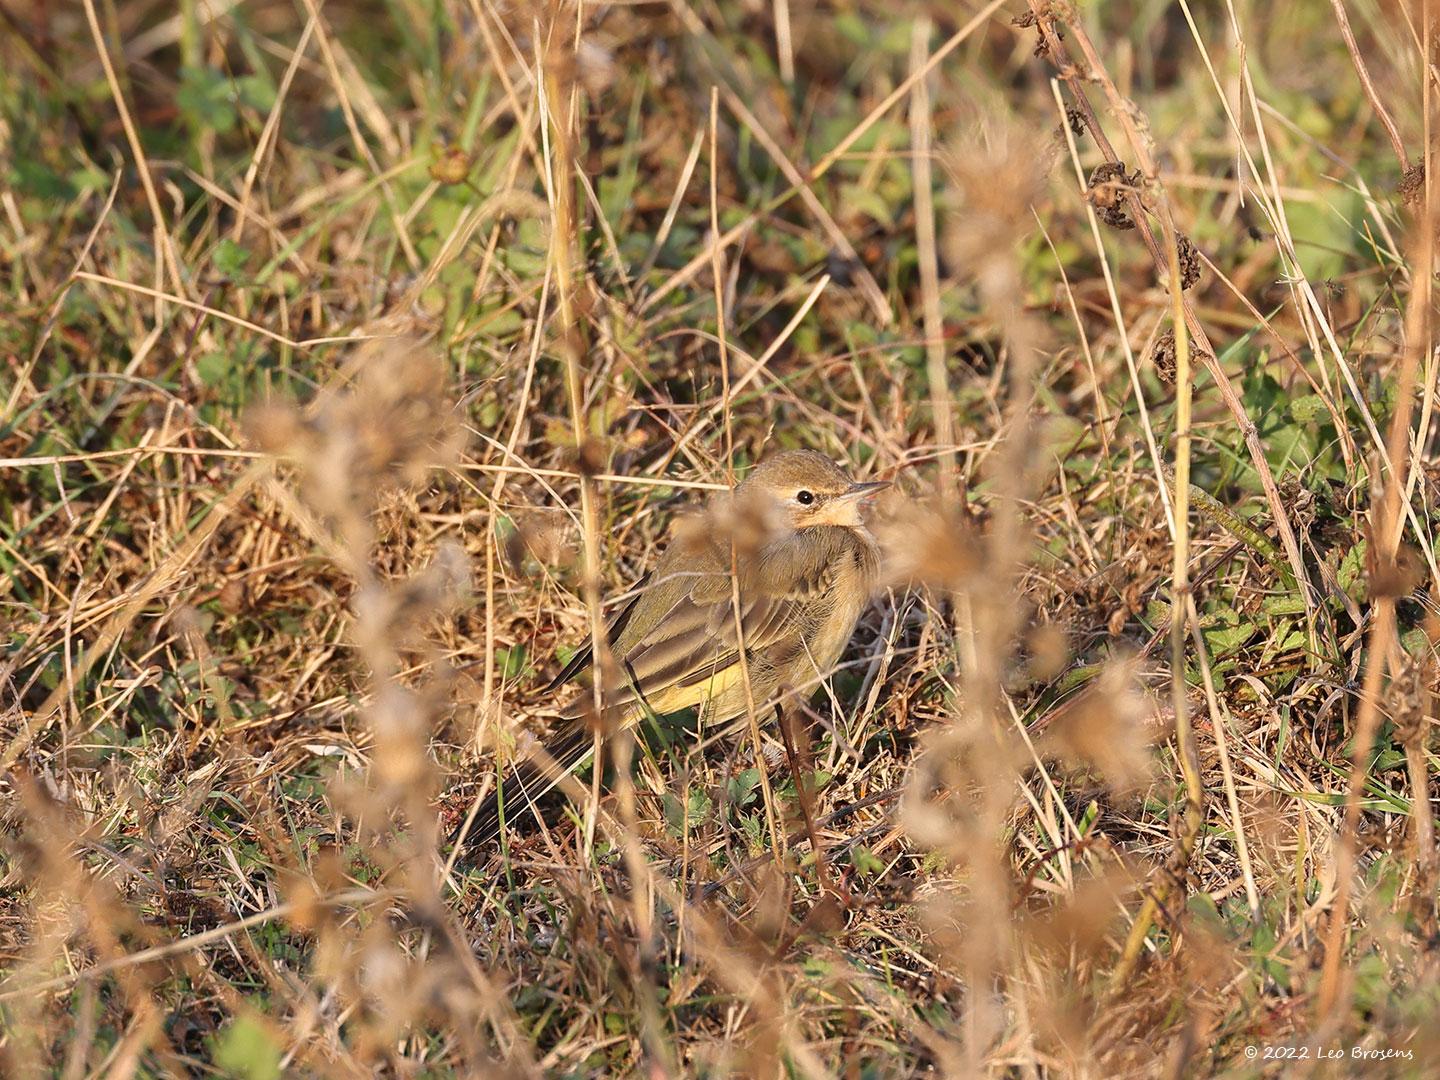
[533,14,607,855]
[294,0,421,271]
[1028,3,1238,989]
[0,887,387,1002]
[80,0,185,299]
[538,12,676,1071]
[919,128,1049,1059]
[1109,216,1206,990]
[1403,671,1438,932]
[1329,0,1411,169]
[775,700,833,896]
[909,16,958,495]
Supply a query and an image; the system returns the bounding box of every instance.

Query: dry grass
[2,0,1438,1075]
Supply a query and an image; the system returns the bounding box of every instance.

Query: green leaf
[779,769,833,800]
[178,67,240,134]
[1350,952,1391,1015]
[12,160,75,200]
[1185,890,1224,927]
[833,11,869,46]
[213,238,251,280]
[1284,192,1361,282]
[1402,626,1433,656]
[69,164,110,193]
[802,955,832,978]
[195,352,233,388]
[1241,369,1285,416]
[1338,540,1368,601]
[495,644,528,680]
[662,786,713,836]
[234,73,277,115]
[839,183,894,227]
[728,767,761,809]
[213,1015,281,1080]
[1288,394,1328,424]
[1203,621,1256,657]
[741,812,763,853]
[852,846,885,876]
[1374,748,1406,772]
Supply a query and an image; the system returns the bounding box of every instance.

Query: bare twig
[1329,0,1410,168]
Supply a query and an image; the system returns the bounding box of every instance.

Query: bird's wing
[541,572,650,695]
[601,540,837,709]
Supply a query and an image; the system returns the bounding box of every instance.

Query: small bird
[451,450,887,854]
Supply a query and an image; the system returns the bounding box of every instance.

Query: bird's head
[737,449,888,532]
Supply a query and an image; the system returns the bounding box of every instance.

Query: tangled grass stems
[3,0,1437,1073]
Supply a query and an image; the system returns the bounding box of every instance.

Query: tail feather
[448,723,597,859]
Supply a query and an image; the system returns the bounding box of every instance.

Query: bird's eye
[795,490,815,505]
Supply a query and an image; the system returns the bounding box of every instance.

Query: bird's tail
[447,722,597,860]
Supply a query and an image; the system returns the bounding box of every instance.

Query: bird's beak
[813,479,888,527]
[843,480,890,502]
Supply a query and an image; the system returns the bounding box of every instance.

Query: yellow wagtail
[452,449,887,853]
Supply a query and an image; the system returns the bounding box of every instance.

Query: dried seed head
[1148,327,1209,384]
[1026,621,1071,682]
[1020,864,1136,964]
[352,542,471,656]
[941,129,1048,282]
[899,722,1029,852]
[668,486,791,567]
[1038,663,1155,794]
[1151,329,1177,384]
[1086,162,1141,230]
[244,400,308,456]
[875,501,983,590]
[1400,163,1426,207]
[1366,536,1425,599]
[1277,475,1318,532]
[1011,7,1065,56]
[429,144,471,186]
[1174,232,1203,290]
[217,578,246,614]
[576,38,617,98]
[1391,657,1433,745]
[1244,789,1298,875]
[1053,106,1087,144]
[575,435,609,478]
[368,682,428,789]
[716,486,789,557]
[506,508,573,573]
[245,338,466,537]
[669,508,715,559]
